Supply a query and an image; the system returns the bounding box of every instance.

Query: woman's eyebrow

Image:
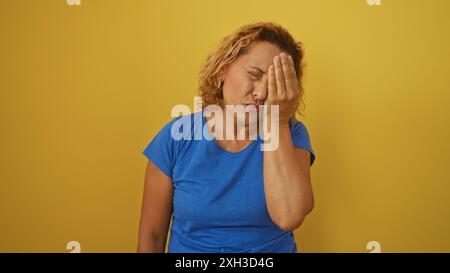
[249,66,266,74]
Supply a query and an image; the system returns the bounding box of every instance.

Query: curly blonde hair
[199,22,306,119]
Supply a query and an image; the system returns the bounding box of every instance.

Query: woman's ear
[218,65,228,82]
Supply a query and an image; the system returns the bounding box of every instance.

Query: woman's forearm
[263,123,314,231]
[137,232,167,253]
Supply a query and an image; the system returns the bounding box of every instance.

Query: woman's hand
[264,53,300,125]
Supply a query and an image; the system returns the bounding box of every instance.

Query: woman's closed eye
[247,70,261,80]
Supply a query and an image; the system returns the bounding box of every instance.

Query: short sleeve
[142,118,179,178]
[289,119,316,166]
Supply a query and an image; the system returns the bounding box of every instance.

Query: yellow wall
[1,0,449,252]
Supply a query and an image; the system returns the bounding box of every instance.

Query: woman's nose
[252,81,268,103]
[252,92,262,103]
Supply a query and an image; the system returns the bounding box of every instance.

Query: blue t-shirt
[143,110,316,253]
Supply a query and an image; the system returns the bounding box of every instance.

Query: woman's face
[221,41,283,111]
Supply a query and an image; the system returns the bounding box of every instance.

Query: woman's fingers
[280,53,295,97]
[267,64,276,102]
[268,53,299,104]
[286,54,299,96]
[274,55,286,98]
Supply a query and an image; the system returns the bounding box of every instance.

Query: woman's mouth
[243,103,259,112]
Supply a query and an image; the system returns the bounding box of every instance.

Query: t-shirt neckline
[202,112,261,155]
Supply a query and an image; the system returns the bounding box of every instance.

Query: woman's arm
[137,160,173,252]
[264,125,314,231]
[263,53,314,231]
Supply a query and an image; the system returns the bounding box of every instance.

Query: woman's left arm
[263,53,314,231]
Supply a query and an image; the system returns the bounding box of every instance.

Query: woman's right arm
[137,160,173,253]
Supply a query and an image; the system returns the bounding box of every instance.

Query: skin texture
[137,41,314,252]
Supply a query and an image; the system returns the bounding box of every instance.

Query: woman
[138,22,316,253]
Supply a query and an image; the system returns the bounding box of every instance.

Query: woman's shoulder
[143,112,199,172]
[163,111,202,141]
[288,116,307,131]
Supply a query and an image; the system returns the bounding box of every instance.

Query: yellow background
[1,0,450,252]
